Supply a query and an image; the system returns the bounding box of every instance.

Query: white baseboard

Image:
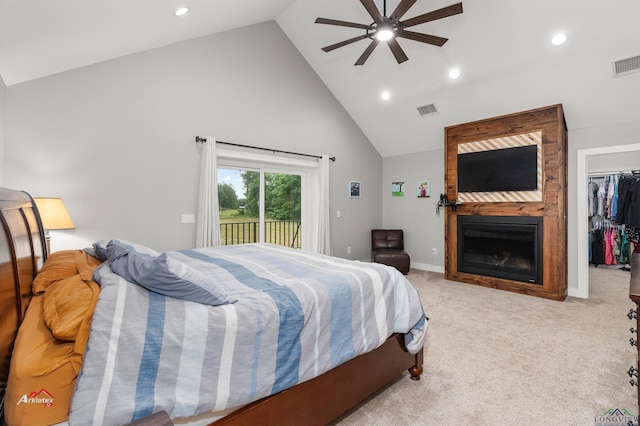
[567,286,587,299]
[410,261,444,274]
[365,259,445,274]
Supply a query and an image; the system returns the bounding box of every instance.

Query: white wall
[382,149,445,273]
[0,75,5,186]
[3,21,382,257]
[587,150,640,174]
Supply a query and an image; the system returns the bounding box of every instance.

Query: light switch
[181,214,195,224]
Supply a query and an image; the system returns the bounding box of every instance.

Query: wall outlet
[347,246,351,254]
[432,248,437,256]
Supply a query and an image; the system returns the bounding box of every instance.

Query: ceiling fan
[315,0,463,65]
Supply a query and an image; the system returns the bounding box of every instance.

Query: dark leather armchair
[371,229,410,275]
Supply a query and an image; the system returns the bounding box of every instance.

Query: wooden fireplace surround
[444,104,568,301]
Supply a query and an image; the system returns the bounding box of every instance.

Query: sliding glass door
[217,167,302,248]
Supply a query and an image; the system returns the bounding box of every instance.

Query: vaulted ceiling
[1,0,639,156]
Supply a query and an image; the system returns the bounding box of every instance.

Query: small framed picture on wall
[349,181,361,198]
[418,180,430,198]
[392,182,405,196]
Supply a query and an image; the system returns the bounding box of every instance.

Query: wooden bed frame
[0,188,47,424]
[0,187,423,425]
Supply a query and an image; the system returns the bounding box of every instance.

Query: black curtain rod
[195,136,335,162]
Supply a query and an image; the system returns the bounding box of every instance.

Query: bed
[0,187,426,426]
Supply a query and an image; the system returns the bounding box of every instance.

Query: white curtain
[196,136,220,248]
[316,154,331,255]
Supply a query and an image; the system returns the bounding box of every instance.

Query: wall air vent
[417,103,438,117]
[614,54,640,77]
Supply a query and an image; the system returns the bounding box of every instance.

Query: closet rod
[588,170,638,177]
[194,136,335,162]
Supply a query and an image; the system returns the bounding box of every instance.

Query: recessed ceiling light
[448,68,460,79]
[174,7,190,17]
[551,33,567,46]
[381,91,391,101]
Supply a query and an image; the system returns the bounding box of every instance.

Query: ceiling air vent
[417,103,438,117]
[613,54,640,77]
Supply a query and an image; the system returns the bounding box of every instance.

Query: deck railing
[220,220,301,248]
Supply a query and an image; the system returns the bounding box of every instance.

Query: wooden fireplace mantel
[444,104,568,301]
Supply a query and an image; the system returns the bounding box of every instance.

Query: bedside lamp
[34,197,75,254]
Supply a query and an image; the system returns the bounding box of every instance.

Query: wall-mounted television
[457,145,538,193]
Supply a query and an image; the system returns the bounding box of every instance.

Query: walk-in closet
[588,171,639,270]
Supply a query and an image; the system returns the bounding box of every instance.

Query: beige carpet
[333,266,638,426]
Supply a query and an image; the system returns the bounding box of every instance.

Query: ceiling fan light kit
[315,0,463,65]
[375,22,394,41]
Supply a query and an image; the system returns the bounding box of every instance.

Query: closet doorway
[577,143,640,298]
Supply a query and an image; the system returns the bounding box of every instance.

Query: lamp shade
[34,197,75,230]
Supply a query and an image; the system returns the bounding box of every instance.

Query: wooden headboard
[0,187,47,418]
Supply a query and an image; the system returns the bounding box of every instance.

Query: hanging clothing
[589,224,627,266]
[589,180,599,217]
[591,228,604,266]
[617,174,640,228]
[589,173,640,268]
[620,231,630,265]
[611,176,619,219]
[597,182,605,217]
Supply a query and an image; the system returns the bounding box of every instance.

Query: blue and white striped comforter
[69,243,427,425]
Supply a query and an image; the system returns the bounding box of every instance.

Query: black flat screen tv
[457,145,538,192]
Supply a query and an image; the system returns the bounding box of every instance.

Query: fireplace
[457,216,543,284]
[445,105,567,300]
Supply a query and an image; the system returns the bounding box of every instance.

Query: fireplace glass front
[457,216,543,284]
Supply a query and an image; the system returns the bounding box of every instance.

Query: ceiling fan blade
[360,0,383,23]
[389,0,417,22]
[315,17,371,30]
[401,2,463,29]
[322,34,371,52]
[387,38,409,64]
[398,30,448,46]
[355,39,380,66]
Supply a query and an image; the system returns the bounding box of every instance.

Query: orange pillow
[43,275,98,341]
[32,250,79,294]
[32,250,102,294]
